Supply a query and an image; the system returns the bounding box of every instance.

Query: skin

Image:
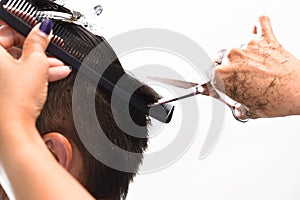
[0,22,94,199]
[214,16,300,119]
[0,132,85,200]
[0,20,70,82]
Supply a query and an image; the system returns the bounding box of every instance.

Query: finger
[47,57,65,67]
[7,47,22,59]
[0,19,8,26]
[21,19,53,61]
[257,15,278,44]
[48,66,72,82]
[0,25,25,49]
[227,48,246,62]
[0,45,15,66]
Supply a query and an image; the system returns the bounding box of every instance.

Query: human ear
[42,132,73,170]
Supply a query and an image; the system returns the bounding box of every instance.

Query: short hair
[32,0,160,199]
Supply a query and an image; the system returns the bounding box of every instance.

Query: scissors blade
[148,76,199,89]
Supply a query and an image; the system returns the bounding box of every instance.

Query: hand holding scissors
[148,76,250,123]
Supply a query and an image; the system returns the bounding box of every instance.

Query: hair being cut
[32,0,160,199]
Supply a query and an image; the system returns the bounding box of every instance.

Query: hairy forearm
[0,122,94,200]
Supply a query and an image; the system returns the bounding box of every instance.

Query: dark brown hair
[33,1,159,199]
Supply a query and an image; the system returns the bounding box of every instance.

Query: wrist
[0,119,41,153]
[0,102,37,127]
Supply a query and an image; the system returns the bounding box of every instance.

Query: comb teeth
[23,2,36,25]
[6,0,17,10]
[4,0,38,26]
[3,0,99,63]
[15,0,25,11]
[51,35,64,47]
[51,22,90,62]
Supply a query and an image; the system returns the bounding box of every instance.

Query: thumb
[255,15,278,44]
[21,19,53,61]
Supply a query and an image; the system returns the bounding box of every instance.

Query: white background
[67,0,300,199]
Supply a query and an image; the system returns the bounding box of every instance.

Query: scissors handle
[204,82,250,123]
[230,104,249,123]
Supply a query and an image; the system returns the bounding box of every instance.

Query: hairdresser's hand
[214,16,300,119]
[0,20,70,81]
[0,19,71,124]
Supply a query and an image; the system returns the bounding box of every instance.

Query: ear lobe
[42,132,73,170]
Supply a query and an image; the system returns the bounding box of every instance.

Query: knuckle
[247,39,259,47]
[23,33,47,51]
[227,48,245,61]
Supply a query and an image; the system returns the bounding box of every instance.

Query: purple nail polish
[39,19,53,35]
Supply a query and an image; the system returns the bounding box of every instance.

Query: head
[0,0,160,199]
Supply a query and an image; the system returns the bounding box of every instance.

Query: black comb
[0,0,174,123]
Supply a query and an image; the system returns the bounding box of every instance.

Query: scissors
[147,76,250,123]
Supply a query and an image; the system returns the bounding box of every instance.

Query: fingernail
[39,18,53,35]
[68,66,73,71]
